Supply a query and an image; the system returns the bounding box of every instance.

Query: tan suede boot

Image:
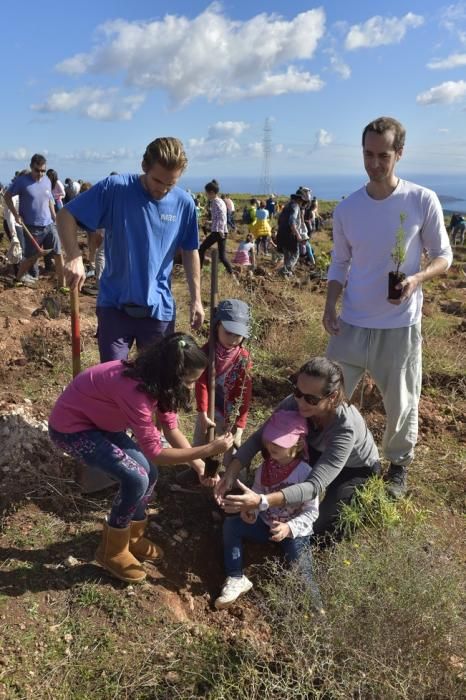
[95,521,146,583]
[129,518,164,562]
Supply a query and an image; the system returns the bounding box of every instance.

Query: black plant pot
[388,271,406,300]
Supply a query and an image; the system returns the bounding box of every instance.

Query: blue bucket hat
[214,299,250,338]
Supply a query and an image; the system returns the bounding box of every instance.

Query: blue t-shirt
[65,174,199,320]
[8,174,54,226]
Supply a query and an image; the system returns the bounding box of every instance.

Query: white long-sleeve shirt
[328,179,453,328]
[252,459,319,539]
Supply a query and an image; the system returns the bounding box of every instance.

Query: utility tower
[260,117,273,195]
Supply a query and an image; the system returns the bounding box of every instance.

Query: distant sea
[180,173,466,214]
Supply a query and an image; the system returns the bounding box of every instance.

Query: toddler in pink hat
[215,409,323,612]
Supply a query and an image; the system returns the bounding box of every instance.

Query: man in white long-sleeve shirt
[323,116,452,498]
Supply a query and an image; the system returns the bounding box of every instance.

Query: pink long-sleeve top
[49,361,178,461]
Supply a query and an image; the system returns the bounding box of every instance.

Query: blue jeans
[49,426,158,528]
[223,515,322,607]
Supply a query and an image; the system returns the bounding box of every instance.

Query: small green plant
[391,212,407,274]
[338,475,424,537]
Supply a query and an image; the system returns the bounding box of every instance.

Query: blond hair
[143,137,188,172]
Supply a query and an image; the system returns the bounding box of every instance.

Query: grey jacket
[234,396,380,504]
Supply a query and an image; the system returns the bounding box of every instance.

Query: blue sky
[1,0,466,184]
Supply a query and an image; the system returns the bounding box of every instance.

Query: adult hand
[322,305,340,335]
[64,256,86,291]
[269,520,291,542]
[190,299,205,330]
[222,480,261,513]
[209,432,234,456]
[388,275,420,305]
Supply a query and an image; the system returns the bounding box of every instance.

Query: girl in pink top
[49,333,233,584]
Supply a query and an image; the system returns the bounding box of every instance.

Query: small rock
[64,555,80,568]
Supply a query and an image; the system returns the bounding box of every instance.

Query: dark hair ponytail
[295,357,347,406]
[122,332,207,412]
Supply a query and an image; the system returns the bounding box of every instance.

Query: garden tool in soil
[21,222,54,256]
[70,287,116,494]
[204,249,221,479]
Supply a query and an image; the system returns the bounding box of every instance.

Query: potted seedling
[388,213,407,300]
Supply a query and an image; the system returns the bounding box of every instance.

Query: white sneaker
[215,575,253,609]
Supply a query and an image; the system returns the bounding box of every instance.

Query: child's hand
[240,510,257,524]
[209,432,234,456]
[199,473,220,488]
[232,426,243,449]
[199,412,216,434]
[269,521,292,542]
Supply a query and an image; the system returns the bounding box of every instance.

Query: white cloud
[416,79,466,104]
[0,147,30,161]
[62,147,136,163]
[440,3,466,44]
[315,129,333,148]
[438,127,450,132]
[187,137,242,161]
[222,66,323,100]
[54,5,326,106]
[207,121,250,139]
[345,12,424,50]
[31,87,145,121]
[427,52,466,69]
[328,53,351,79]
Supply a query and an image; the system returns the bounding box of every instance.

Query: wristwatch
[258,494,269,512]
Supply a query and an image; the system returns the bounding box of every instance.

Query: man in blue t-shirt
[4,153,65,288]
[57,137,204,361]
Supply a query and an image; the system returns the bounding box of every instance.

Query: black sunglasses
[293,385,330,406]
[33,168,46,174]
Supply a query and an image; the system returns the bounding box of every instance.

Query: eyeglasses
[33,168,46,174]
[293,386,329,406]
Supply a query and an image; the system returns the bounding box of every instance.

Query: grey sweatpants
[327,320,422,467]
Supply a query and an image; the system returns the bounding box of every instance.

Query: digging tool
[70,287,81,378]
[70,286,116,493]
[204,249,221,478]
[21,222,53,257]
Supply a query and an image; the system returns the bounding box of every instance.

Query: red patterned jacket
[195,343,252,429]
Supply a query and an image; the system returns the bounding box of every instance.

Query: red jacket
[195,343,252,429]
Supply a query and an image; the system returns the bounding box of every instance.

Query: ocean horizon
[180,173,466,214]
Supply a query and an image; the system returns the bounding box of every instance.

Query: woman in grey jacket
[215,357,381,539]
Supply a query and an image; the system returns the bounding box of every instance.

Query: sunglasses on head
[293,385,330,406]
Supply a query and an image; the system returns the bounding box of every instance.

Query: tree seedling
[388,212,407,300]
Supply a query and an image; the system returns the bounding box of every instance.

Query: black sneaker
[384,464,408,499]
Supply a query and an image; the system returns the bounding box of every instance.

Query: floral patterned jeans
[49,426,158,528]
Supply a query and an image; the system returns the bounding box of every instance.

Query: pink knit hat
[262,410,308,448]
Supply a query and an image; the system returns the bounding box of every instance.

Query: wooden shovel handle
[70,287,81,377]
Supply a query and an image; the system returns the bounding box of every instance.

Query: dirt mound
[0,403,75,514]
